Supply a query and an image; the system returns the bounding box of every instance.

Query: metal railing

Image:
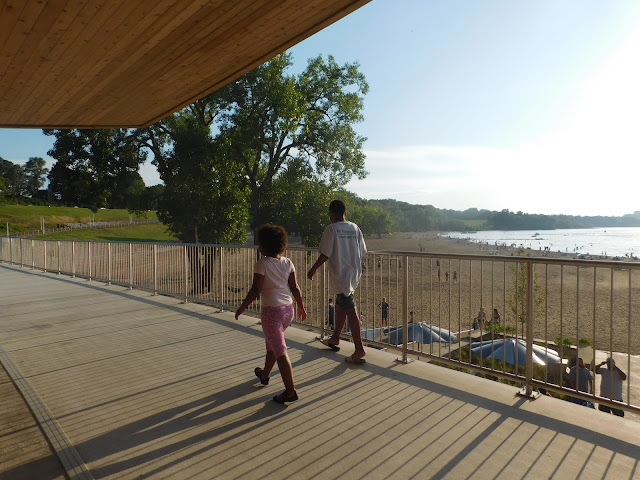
[1,236,638,415]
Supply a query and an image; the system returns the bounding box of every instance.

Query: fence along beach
[360,232,640,356]
[3,232,639,418]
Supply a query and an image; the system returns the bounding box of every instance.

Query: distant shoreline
[362,231,640,262]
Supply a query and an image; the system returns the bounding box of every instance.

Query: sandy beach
[348,232,640,422]
[349,232,640,356]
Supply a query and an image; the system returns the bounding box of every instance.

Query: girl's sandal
[273,390,298,404]
[254,367,269,386]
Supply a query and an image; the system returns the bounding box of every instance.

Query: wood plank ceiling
[0,0,370,129]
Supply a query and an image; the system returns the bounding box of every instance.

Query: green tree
[507,249,545,331]
[150,116,249,244]
[220,53,368,232]
[361,203,392,238]
[44,129,146,211]
[137,89,248,244]
[139,53,368,243]
[22,157,49,197]
[343,194,392,238]
[0,158,25,196]
[140,184,164,211]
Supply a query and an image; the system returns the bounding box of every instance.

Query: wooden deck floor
[2,263,640,480]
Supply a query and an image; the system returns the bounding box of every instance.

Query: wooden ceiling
[0,0,370,129]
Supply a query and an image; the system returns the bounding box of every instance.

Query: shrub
[578,337,592,347]
[555,336,573,349]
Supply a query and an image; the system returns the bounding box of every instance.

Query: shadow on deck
[1,263,639,480]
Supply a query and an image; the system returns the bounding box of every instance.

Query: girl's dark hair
[257,224,288,257]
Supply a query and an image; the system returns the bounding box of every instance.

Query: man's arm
[307,254,328,280]
[616,365,627,380]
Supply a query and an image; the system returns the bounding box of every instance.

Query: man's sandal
[345,355,366,365]
[319,338,340,351]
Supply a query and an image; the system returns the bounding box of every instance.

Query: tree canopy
[0,157,24,196]
[44,129,146,212]
[139,53,369,244]
[22,157,49,197]
[0,156,49,198]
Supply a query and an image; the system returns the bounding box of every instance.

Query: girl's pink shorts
[261,304,294,358]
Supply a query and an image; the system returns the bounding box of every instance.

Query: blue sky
[2,1,640,216]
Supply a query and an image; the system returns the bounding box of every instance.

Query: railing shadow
[2,263,640,479]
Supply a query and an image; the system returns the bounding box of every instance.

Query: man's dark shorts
[336,293,356,310]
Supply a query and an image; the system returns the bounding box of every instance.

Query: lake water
[442,227,640,258]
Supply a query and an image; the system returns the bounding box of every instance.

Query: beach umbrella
[361,327,382,341]
[424,323,457,343]
[387,323,448,345]
[470,338,565,366]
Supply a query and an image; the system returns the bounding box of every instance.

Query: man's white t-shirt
[599,366,624,401]
[254,256,294,306]
[319,220,367,296]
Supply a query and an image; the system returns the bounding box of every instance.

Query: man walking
[308,200,367,364]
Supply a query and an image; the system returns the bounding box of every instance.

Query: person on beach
[568,357,594,406]
[491,308,501,325]
[235,224,307,404]
[308,200,367,364]
[474,307,486,329]
[379,297,389,327]
[596,357,627,417]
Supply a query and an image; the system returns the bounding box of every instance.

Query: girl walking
[235,224,307,403]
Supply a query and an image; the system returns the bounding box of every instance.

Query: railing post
[219,247,224,311]
[107,243,111,285]
[88,242,92,281]
[153,244,158,295]
[520,261,539,399]
[19,238,24,267]
[128,243,133,289]
[322,262,328,339]
[57,241,60,274]
[397,255,412,364]
[42,240,46,272]
[71,241,75,277]
[31,239,35,269]
[184,245,189,303]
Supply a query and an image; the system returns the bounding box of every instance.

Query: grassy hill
[38,222,178,242]
[0,204,158,235]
